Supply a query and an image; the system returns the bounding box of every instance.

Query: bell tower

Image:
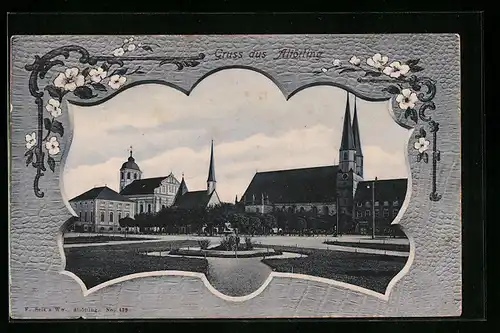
[119,146,142,192]
[207,140,216,195]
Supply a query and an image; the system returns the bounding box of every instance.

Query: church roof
[354,178,408,202]
[120,152,141,171]
[174,190,213,209]
[352,98,363,156]
[120,176,167,195]
[241,165,339,205]
[340,94,356,151]
[207,140,216,182]
[70,186,133,202]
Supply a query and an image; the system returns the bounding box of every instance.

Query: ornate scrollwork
[24,39,206,198]
[314,54,441,201]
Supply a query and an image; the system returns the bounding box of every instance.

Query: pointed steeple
[352,97,363,156]
[207,140,216,194]
[174,173,189,204]
[340,93,356,151]
[235,195,238,205]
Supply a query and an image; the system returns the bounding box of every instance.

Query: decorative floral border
[24,37,205,198]
[315,54,442,201]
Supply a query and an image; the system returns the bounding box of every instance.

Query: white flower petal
[401,89,411,97]
[383,67,393,76]
[399,101,409,110]
[321,67,328,72]
[118,76,127,85]
[418,137,426,144]
[390,71,401,78]
[124,38,129,44]
[53,73,67,88]
[45,141,52,150]
[395,94,404,103]
[414,142,421,150]
[366,58,375,67]
[65,82,77,92]
[400,64,410,75]
[127,44,136,51]
[45,104,54,112]
[49,99,60,107]
[129,37,134,42]
[67,68,79,78]
[25,134,32,142]
[90,75,102,83]
[49,146,60,155]
[390,61,401,68]
[381,56,388,65]
[409,93,419,103]
[373,53,381,61]
[89,68,98,76]
[75,74,85,87]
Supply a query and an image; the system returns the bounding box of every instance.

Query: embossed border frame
[6,13,484,322]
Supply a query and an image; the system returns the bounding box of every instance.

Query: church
[240,93,408,234]
[69,141,221,232]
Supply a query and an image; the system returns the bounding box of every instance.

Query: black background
[6,10,486,333]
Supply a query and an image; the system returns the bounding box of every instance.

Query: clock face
[342,173,349,180]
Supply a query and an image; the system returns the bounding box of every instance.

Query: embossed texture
[9,34,461,318]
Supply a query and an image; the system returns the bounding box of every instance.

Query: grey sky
[63,68,410,203]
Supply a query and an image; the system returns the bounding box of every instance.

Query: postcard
[9,34,461,318]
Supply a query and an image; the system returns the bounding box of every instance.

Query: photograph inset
[63,69,410,297]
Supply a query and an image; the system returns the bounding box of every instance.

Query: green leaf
[111,67,128,76]
[364,71,382,77]
[416,153,422,162]
[419,127,427,138]
[101,62,109,71]
[44,85,64,100]
[411,65,424,72]
[50,120,64,137]
[423,152,429,163]
[81,67,91,77]
[44,118,52,131]
[410,109,418,123]
[338,68,358,74]
[142,45,153,52]
[73,86,96,99]
[404,108,411,119]
[91,83,107,91]
[406,59,420,67]
[25,150,34,166]
[47,156,56,172]
[382,85,401,94]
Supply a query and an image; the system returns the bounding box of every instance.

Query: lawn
[64,240,208,289]
[323,241,410,252]
[64,235,156,244]
[262,246,407,294]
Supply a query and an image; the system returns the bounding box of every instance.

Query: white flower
[349,56,361,66]
[89,67,108,83]
[383,61,411,78]
[332,59,341,67]
[366,53,389,69]
[127,44,136,52]
[25,132,36,149]
[414,137,430,153]
[321,67,328,73]
[112,47,125,56]
[128,37,134,42]
[45,98,62,117]
[45,137,60,155]
[108,74,127,89]
[138,43,142,47]
[396,89,419,110]
[123,38,129,44]
[53,68,85,92]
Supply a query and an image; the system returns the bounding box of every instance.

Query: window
[311,206,318,215]
[322,206,329,215]
[255,208,259,213]
[121,172,124,180]
[84,212,88,222]
[384,201,389,206]
[300,207,305,213]
[365,209,371,217]
[79,212,82,221]
[100,213,105,222]
[161,186,166,194]
[343,152,348,160]
[118,213,121,221]
[109,227,113,231]
[393,209,399,217]
[147,204,151,213]
[383,208,389,218]
[134,173,138,179]
[375,209,380,217]
[393,200,399,206]
[374,201,380,206]
[365,201,371,207]
[90,212,93,222]
[356,210,362,217]
[357,202,362,207]
[162,205,165,210]
[139,204,144,213]
[127,172,130,179]
[110,212,114,222]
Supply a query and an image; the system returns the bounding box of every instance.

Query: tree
[297,217,307,235]
[262,214,278,233]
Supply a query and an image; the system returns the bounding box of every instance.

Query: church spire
[207,140,216,194]
[340,93,356,151]
[352,97,363,156]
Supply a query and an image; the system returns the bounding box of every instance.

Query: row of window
[356,200,400,207]
[121,172,139,180]
[273,206,330,215]
[356,208,399,218]
[159,185,177,194]
[78,211,130,222]
[79,201,130,208]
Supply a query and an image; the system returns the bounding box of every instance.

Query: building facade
[69,186,135,232]
[240,93,407,235]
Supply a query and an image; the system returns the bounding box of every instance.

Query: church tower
[336,93,362,234]
[119,146,142,192]
[352,97,364,178]
[207,140,216,195]
[338,93,357,173]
